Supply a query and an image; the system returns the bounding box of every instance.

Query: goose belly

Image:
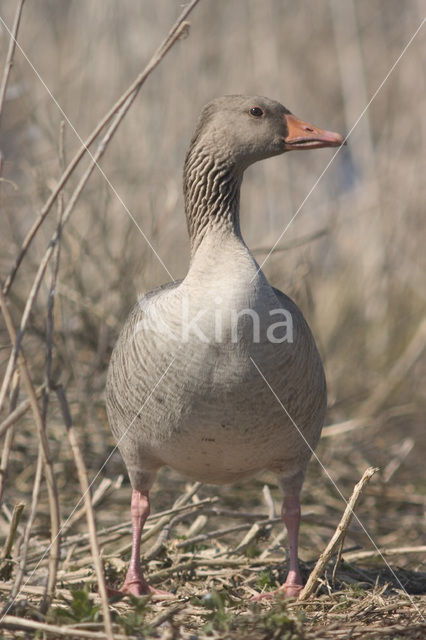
[107,275,326,484]
[165,344,324,481]
[110,333,326,484]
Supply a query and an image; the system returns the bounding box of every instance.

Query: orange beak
[284,114,345,150]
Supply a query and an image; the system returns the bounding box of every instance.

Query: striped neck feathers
[183,142,243,256]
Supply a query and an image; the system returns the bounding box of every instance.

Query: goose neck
[183,146,243,256]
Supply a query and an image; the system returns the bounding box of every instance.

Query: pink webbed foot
[251,582,303,601]
[279,582,303,598]
[107,579,174,600]
[121,577,152,597]
[120,578,174,598]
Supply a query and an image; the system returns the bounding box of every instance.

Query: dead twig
[262,484,276,518]
[140,482,202,545]
[0,371,20,509]
[6,446,43,603]
[2,0,202,296]
[321,418,371,438]
[176,516,282,549]
[185,494,208,538]
[60,476,123,535]
[0,93,137,409]
[0,384,45,438]
[342,545,426,563]
[0,503,25,561]
[112,482,205,558]
[383,437,414,483]
[0,582,73,599]
[0,289,60,615]
[60,496,217,551]
[0,9,199,411]
[359,319,426,417]
[331,535,345,586]
[148,554,287,583]
[0,615,136,639]
[145,507,211,561]
[56,385,114,640]
[150,604,186,629]
[299,467,378,600]
[0,0,25,126]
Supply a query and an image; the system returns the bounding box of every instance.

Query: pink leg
[253,493,303,600]
[120,489,152,596]
[279,494,303,597]
[107,488,173,599]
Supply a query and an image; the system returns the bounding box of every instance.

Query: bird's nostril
[304,126,314,133]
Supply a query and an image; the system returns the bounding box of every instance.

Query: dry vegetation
[0,1,425,638]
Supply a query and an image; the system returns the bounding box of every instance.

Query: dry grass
[0,1,425,638]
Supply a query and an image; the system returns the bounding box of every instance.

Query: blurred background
[0,0,425,594]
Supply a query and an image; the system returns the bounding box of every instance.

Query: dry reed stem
[0,94,141,416]
[233,522,264,554]
[176,518,280,550]
[27,498,219,566]
[0,0,25,126]
[359,319,426,417]
[41,119,65,440]
[0,289,60,614]
[145,511,202,561]
[149,604,186,629]
[0,0,26,418]
[0,615,137,640]
[148,555,290,584]
[0,424,15,511]
[342,545,426,563]
[262,484,276,518]
[139,482,203,546]
[2,0,202,296]
[0,5,424,637]
[61,496,217,550]
[61,477,122,535]
[0,372,20,508]
[56,385,114,640]
[1,482,423,637]
[322,320,426,439]
[0,502,24,560]
[0,3,201,418]
[331,534,345,586]
[6,444,43,594]
[0,582,73,598]
[383,437,414,483]
[0,384,45,438]
[299,467,378,600]
[112,507,331,561]
[148,497,218,521]
[321,418,371,438]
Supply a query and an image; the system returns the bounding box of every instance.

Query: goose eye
[249,106,264,117]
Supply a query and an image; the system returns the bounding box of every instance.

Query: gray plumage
[107,95,327,496]
[105,95,344,597]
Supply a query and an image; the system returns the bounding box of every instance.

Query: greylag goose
[106,95,344,599]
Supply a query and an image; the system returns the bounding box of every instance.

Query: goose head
[189,95,345,170]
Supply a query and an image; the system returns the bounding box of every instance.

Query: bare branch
[299,467,378,600]
[0,0,25,126]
